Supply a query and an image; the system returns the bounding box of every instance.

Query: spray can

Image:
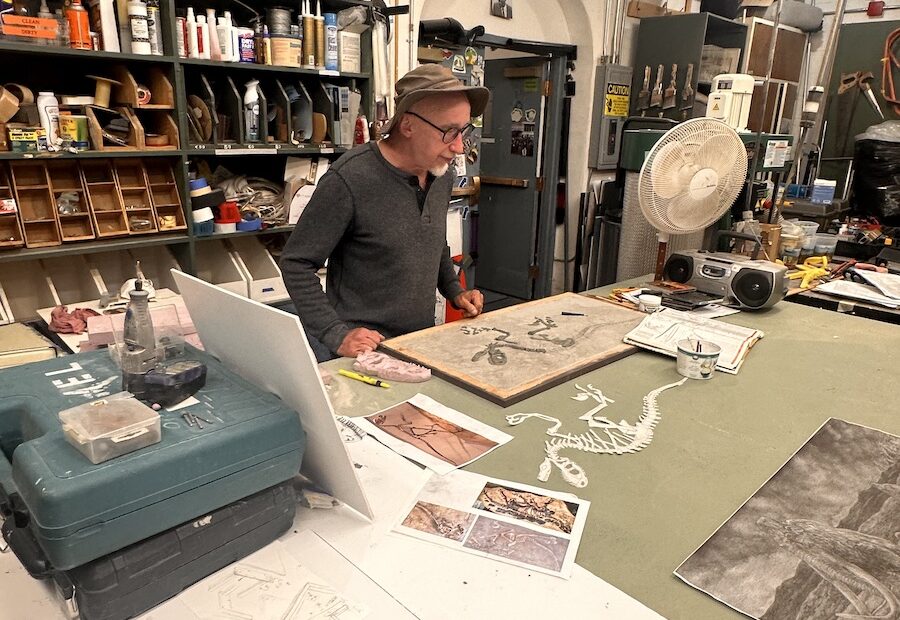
[127,0,151,55]
[243,79,260,142]
[146,0,162,55]
[324,13,338,71]
[66,0,91,50]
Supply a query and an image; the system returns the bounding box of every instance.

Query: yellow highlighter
[338,369,391,388]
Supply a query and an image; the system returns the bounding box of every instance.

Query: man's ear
[398,114,415,138]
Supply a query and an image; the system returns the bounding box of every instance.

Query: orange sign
[0,15,58,40]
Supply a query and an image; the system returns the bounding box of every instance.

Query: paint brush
[637,65,651,114]
[650,64,664,109]
[663,63,677,110]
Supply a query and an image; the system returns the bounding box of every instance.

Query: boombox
[662,251,788,309]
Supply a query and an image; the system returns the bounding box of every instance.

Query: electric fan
[637,117,748,280]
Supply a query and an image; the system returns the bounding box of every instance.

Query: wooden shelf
[0,40,177,64]
[0,151,181,161]
[0,233,190,263]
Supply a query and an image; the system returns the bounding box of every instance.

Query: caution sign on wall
[605,83,630,117]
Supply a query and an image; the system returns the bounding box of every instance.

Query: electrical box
[588,63,633,169]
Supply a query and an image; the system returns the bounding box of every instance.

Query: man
[280,65,489,361]
[491,0,512,18]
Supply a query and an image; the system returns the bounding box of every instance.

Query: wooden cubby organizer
[0,164,25,249]
[114,159,158,235]
[46,161,95,242]
[10,161,62,248]
[0,0,381,325]
[81,159,129,238]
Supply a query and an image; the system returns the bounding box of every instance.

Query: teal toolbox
[0,347,306,571]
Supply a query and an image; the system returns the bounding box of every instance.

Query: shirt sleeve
[279,171,354,353]
[437,244,466,302]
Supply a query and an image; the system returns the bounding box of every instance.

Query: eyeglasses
[406,111,475,144]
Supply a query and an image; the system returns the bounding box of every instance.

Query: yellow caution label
[712,103,720,111]
[604,83,630,117]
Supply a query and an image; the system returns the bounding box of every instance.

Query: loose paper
[855,270,900,301]
[676,419,900,619]
[816,279,900,309]
[355,393,512,475]
[623,308,763,373]
[395,469,590,578]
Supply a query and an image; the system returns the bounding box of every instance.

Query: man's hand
[453,289,484,318]
[337,327,385,357]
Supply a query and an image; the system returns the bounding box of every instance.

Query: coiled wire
[217,175,287,225]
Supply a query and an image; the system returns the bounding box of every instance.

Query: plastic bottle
[186,6,198,58]
[146,0,163,55]
[36,0,53,46]
[66,0,91,50]
[206,8,221,61]
[324,13,338,71]
[128,0,151,55]
[196,14,209,59]
[243,79,260,142]
[226,11,239,62]
[55,9,70,47]
[36,91,61,150]
[176,16,186,57]
[216,15,231,61]
[252,16,264,64]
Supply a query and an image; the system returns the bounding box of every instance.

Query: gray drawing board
[171,270,372,519]
[381,293,643,406]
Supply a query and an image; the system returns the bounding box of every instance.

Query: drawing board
[381,292,643,406]
[676,418,900,619]
[171,270,372,519]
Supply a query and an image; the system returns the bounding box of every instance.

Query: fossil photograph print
[676,418,900,620]
[473,482,579,534]
[462,516,570,573]
[366,401,498,467]
[402,501,477,542]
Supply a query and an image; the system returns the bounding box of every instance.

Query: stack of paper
[623,308,764,374]
[815,278,900,309]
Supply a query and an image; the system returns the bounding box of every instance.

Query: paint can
[270,34,302,67]
[675,339,720,380]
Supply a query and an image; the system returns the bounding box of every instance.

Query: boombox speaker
[663,251,788,309]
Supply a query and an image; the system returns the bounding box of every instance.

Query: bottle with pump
[243,79,260,142]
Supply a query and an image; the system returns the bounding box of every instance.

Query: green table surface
[322,286,896,619]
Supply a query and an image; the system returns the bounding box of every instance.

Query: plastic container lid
[59,392,157,441]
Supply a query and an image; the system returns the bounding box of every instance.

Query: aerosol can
[243,78,260,142]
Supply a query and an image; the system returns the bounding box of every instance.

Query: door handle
[481,176,530,188]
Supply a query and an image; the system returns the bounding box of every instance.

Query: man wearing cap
[281,65,489,361]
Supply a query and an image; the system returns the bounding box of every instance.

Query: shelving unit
[0,0,378,321]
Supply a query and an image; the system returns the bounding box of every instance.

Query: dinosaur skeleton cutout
[506,379,686,488]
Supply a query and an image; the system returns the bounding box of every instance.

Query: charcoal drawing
[676,419,900,620]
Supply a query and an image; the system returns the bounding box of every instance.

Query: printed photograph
[490,0,513,19]
[510,122,534,157]
[366,401,498,466]
[473,482,579,534]
[463,516,569,573]
[402,501,476,542]
[676,419,900,619]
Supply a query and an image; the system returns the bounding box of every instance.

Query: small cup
[676,339,721,380]
[637,294,662,313]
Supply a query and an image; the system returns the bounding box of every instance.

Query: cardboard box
[339,30,361,74]
[7,125,45,153]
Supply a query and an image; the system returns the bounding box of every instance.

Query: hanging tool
[839,71,884,119]
[649,64,664,110]
[663,64,677,110]
[681,63,694,120]
[637,65,651,115]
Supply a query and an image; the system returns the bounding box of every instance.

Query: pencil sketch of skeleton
[185,547,361,620]
[757,517,900,620]
[506,378,687,488]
